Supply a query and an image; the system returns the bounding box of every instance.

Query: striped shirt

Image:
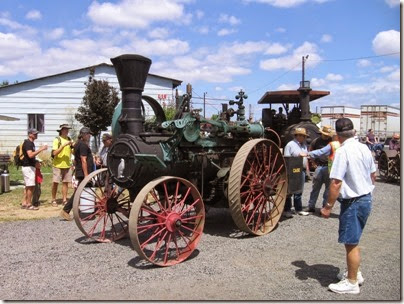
[330,138,376,199]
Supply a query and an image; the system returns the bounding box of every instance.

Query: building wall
[0,65,177,154]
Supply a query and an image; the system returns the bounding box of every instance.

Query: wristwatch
[325,202,333,209]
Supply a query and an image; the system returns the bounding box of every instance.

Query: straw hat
[57,124,72,132]
[294,127,307,136]
[320,125,333,137]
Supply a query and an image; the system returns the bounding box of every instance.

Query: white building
[0,64,181,154]
[320,106,361,133]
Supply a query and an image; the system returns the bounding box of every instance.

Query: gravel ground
[0,178,400,301]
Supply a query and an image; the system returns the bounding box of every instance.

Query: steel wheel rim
[129,176,205,266]
[73,168,132,242]
[228,139,288,235]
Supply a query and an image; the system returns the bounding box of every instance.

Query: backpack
[51,136,71,159]
[13,142,24,167]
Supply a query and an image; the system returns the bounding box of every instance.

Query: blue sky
[0,0,400,118]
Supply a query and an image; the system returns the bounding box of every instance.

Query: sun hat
[57,124,72,132]
[294,127,307,136]
[102,133,112,141]
[320,125,333,137]
[28,128,39,135]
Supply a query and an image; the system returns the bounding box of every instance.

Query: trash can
[1,170,10,193]
[284,156,304,195]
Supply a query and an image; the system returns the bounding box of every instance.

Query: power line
[311,52,399,62]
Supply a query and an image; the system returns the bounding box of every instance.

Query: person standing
[321,118,376,294]
[60,127,94,221]
[283,127,309,217]
[51,124,74,207]
[21,128,48,210]
[95,133,113,168]
[303,126,333,213]
[32,159,43,208]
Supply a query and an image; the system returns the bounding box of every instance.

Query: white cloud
[197,26,209,34]
[25,10,42,20]
[325,73,343,81]
[277,83,296,90]
[379,65,397,73]
[228,86,244,92]
[218,14,241,26]
[87,0,186,28]
[195,10,204,19]
[217,28,237,36]
[45,27,65,40]
[132,38,190,56]
[275,27,286,33]
[264,42,290,55]
[260,41,322,71]
[0,32,40,61]
[385,0,400,7]
[387,69,400,81]
[321,34,332,43]
[215,86,223,91]
[243,0,330,8]
[0,16,36,35]
[372,30,400,55]
[310,77,325,87]
[148,27,170,39]
[357,59,371,67]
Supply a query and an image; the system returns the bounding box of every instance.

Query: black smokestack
[111,54,152,136]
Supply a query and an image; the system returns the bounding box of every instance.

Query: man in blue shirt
[321,118,376,295]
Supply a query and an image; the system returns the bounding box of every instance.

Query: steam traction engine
[72,54,302,266]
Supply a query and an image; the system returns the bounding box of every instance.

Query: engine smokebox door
[284,156,304,195]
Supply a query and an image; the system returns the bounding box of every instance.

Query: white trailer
[360,105,400,141]
[320,106,361,132]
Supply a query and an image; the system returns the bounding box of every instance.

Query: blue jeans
[308,165,330,209]
[338,193,372,245]
[285,171,305,212]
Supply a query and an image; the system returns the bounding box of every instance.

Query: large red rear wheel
[228,139,287,235]
[129,176,205,266]
[73,168,131,243]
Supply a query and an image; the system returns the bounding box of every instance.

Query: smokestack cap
[111,54,152,91]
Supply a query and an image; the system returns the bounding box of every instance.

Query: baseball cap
[79,127,92,135]
[335,118,354,132]
[28,128,39,135]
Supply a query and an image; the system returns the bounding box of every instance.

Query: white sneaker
[337,270,364,285]
[328,279,360,294]
[297,210,309,216]
[283,211,294,218]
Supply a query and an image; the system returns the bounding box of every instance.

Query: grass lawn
[0,164,72,222]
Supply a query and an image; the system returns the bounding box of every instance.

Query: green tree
[75,68,120,150]
[162,99,177,121]
[1,80,9,87]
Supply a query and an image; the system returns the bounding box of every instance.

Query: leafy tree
[210,114,219,120]
[162,99,177,121]
[1,80,9,87]
[75,68,120,150]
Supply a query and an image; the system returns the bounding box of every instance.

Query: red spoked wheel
[228,139,287,235]
[73,168,132,243]
[129,176,205,266]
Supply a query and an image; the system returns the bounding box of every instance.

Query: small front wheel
[129,176,205,266]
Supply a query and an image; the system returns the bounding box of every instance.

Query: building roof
[0,63,182,90]
[258,89,330,104]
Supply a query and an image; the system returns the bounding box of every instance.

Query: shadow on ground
[292,260,340,287]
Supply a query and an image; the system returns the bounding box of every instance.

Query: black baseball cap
[335,118,354,132]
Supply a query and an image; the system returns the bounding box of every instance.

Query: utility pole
[302,54,309,85]
[203,92,207,118]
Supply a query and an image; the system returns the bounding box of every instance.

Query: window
[28,114,45,133]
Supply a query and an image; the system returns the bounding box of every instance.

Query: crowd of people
[18,118,399,295]
[19,124,112,221]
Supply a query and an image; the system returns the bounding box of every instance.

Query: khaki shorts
[53,167,73,183]
[22,166,36,187]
